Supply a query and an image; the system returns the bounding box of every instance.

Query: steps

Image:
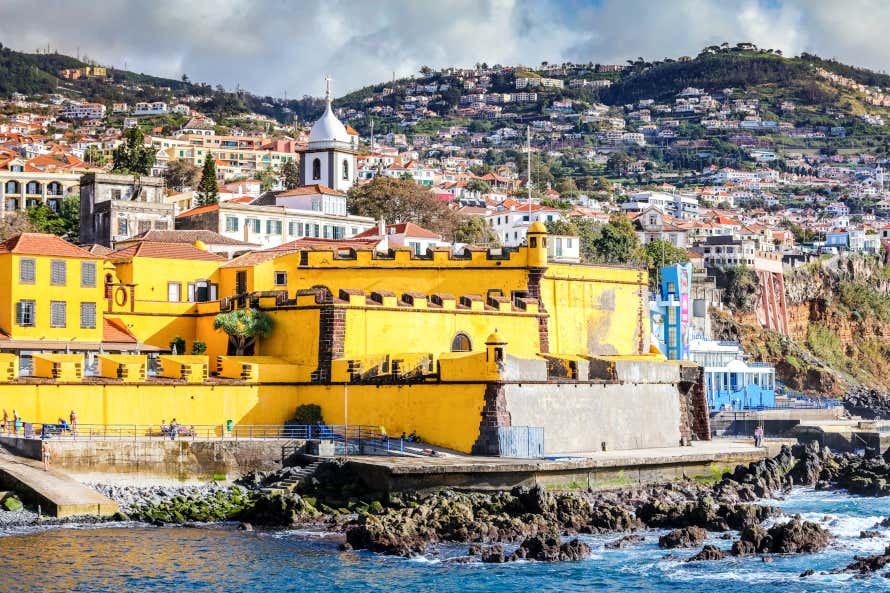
[261,461,321,495]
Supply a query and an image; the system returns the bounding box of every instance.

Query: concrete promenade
[0,451,118,517]
[344,439,771,492]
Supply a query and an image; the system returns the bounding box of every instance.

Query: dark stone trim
[471,382,511,455]
[527,266,550,353]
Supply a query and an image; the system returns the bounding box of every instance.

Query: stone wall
[500,382,682,454]
[40,439,301,481]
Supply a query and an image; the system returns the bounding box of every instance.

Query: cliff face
[712,255,890,398]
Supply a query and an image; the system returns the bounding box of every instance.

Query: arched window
[312,158,321,180]
[4,181,18,194]
[451,332,472,352]
[47,182,62,196]
[25,181,41,195]
[342,159,349,180]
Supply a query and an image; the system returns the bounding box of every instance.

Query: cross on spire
[324,75,332,105]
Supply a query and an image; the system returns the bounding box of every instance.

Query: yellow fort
[0,225,709,455]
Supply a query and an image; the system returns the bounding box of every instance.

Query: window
[312,158,321,180]
[342,159,349,180]
[274,271,287,286]
[111,189,122,200]
[80,302,96,329]
[15,300,35,327]
[138,220,151,234]
[118,217,128,236]
[312,224,320,238]
[81,261,96,288]
[187,283,196,302]
[266,220,282,235]
[19,258,35,284]
[50,301,66,328]
[288,221,302,236]
[252,218,261,233]
[451,333,472,352]
[235,271,247,295]
[50,260,66,285]
[167,282,181,302]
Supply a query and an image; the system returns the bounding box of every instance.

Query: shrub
[169,335,186,354]
[191,340,207,355]
[290,404,323,425]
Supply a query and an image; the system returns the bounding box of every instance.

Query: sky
[0,0,889,100]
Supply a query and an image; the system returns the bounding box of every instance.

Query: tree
[347,176,459,239]
[196,155,219,206]
[163,159,199,192]
[645,239,690,286]
[213,308,273,356]
[280,160,301,190]
[453,216,499,245]
[254,168,276,192]
[592,213,641,263]
[465,179,490,195]
[111,126,156,175]
[83,145,107,167]
[0,212,36,241]
[555,177,578,195]
[721,266,759,311]
[606,152,632,177]
[26,195,79,239]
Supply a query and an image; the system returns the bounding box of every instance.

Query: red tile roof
[108,241,226,261]
[0,233,99,258]
[354,222,441,240]
[175,203,220,219]
[103,317,137,343]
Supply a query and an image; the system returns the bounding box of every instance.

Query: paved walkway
[0,452,117,517]
[347,438,769,475]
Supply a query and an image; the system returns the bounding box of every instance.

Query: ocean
[1,488,889,592]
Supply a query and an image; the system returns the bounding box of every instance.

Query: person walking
[12,409,19,437]
[754,425,764,448]
[42,440,50,471]
[2,409,7,436]
[69,410,78,434]
[169,418,178,441]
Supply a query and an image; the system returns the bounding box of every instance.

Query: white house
[486,202,562,247]
[621,191,700,220]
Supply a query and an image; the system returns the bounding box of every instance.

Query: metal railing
[0,422,406,454]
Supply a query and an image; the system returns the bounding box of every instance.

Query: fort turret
[526,221,548,268]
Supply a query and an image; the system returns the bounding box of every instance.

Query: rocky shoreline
[6,441,890,576]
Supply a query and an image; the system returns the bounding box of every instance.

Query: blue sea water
[1,489,890,592]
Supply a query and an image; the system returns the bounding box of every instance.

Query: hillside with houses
[0,41,888,400]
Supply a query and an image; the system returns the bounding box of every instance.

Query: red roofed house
[353,220,447,254]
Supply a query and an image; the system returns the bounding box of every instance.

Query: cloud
[0,0,888,99]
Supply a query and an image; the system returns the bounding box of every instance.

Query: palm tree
[213,308,273,356]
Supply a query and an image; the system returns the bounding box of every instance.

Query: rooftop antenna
[527,125,532,212]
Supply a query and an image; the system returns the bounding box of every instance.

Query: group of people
[160,419,195,440]
[0,409,77,438]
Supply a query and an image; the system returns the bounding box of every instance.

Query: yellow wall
[5,254,104,342]
[0,381,487,453]
[542,263,648,356]
[342,306,541,359]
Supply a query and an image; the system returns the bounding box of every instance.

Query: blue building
[688,339,776,410]
[651,264,776,410]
